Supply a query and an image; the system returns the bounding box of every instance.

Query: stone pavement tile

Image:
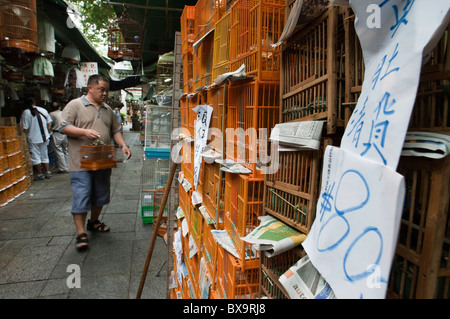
[115,185,141,196]
[0,217,50,241]
[0,200,49,220]
[76,233,134,278]
[0,244,66,284]
[102,213,137,233]
[68,273,131,299]
[34,216,77,238]
[129,270,167,299]
[39,277,71,298]
[0,281,46,299]
[49,240,88,280]
[130,233,167,275]
[103,199,140,215]
[0,239,31,268]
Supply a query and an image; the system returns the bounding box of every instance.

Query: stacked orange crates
[173,0,285,300]
[226,79,280,178]
[181,6,195,93]
[212,11,231,81]
[193,0,226,90]
[259,3,348,299]
[222,0,286,286]
[229,0,285,81]
[0,123,31,206]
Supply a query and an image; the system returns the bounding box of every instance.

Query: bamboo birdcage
[0,0,38,53]
[108,9,143,62]
[80,145,117,170]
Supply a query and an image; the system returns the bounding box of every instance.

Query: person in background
[60,74,131,251]
[113,105,123,128]
[113,104,123,147]
[20,96,53,181]
[49,101,69,174]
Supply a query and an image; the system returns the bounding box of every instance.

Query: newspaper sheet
[198,257,212,299]
[279,255,336,299]
[242,215,306,257]
[211,64,246,87]
[269,121,324,150]
[401,131,450,159]
[216,158,252,174]
[210,229,240,259]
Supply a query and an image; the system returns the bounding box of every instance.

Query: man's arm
[61,124,100,140]
[113,132,131,159]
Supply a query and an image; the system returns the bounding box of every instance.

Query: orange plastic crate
[187,93,199,138]
[202,221,218,289]
[2,139,20,155]
[212,11,231,81]
[0,126,16,141]
[230,0,285,81]
[179,179,191,220]
[216,245,260,299]
[226,79,279,177]
[224,173,263,263]
[180,95,190,132]
[194,0,226,41]
[202,162,225,226]
[7,152,23,169]
[11,165,25,181]
[207,86,226,153]
[193,34,214,90]
[181,6,196,55]
[0,156,8,173]
[189,205,204,250]
[182,52,194,93]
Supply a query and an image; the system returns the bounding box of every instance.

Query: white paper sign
[193,104,213,189]
[341,0,450,169]
[80,62,98,87]
[302,146,405,299]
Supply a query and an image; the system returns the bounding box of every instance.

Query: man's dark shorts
[70,169,112,213]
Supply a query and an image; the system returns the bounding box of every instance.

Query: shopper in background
[60,74,131,251]
[113,104,123,147]
[49,101,69,174]
[113,105,123,128]
[20,96,53,181]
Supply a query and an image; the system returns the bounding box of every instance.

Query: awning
[39,0,111,70]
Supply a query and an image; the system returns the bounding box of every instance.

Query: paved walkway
[0,127,168,299]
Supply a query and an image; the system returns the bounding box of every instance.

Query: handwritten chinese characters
[304,0,450,298]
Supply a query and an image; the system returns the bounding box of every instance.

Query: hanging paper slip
[192,104,213,190]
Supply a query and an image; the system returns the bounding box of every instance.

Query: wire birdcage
[0,0,38,53]
[108,9,143,62]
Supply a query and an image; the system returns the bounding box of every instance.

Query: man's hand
[122,145,132,160]
[84,129,101,140]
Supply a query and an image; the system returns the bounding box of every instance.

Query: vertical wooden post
[136,161,178,299]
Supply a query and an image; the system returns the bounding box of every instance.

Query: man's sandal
[87,219,110,232]
[76,233,89,251]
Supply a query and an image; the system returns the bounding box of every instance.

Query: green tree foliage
[67,0,116,52]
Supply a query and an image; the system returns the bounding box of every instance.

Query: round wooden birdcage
[108,9,143,62]
[0,0,38,53]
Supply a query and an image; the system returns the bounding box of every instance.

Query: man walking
[60,74,131,250]
[20,96,53,181]
[49,101,69,173]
